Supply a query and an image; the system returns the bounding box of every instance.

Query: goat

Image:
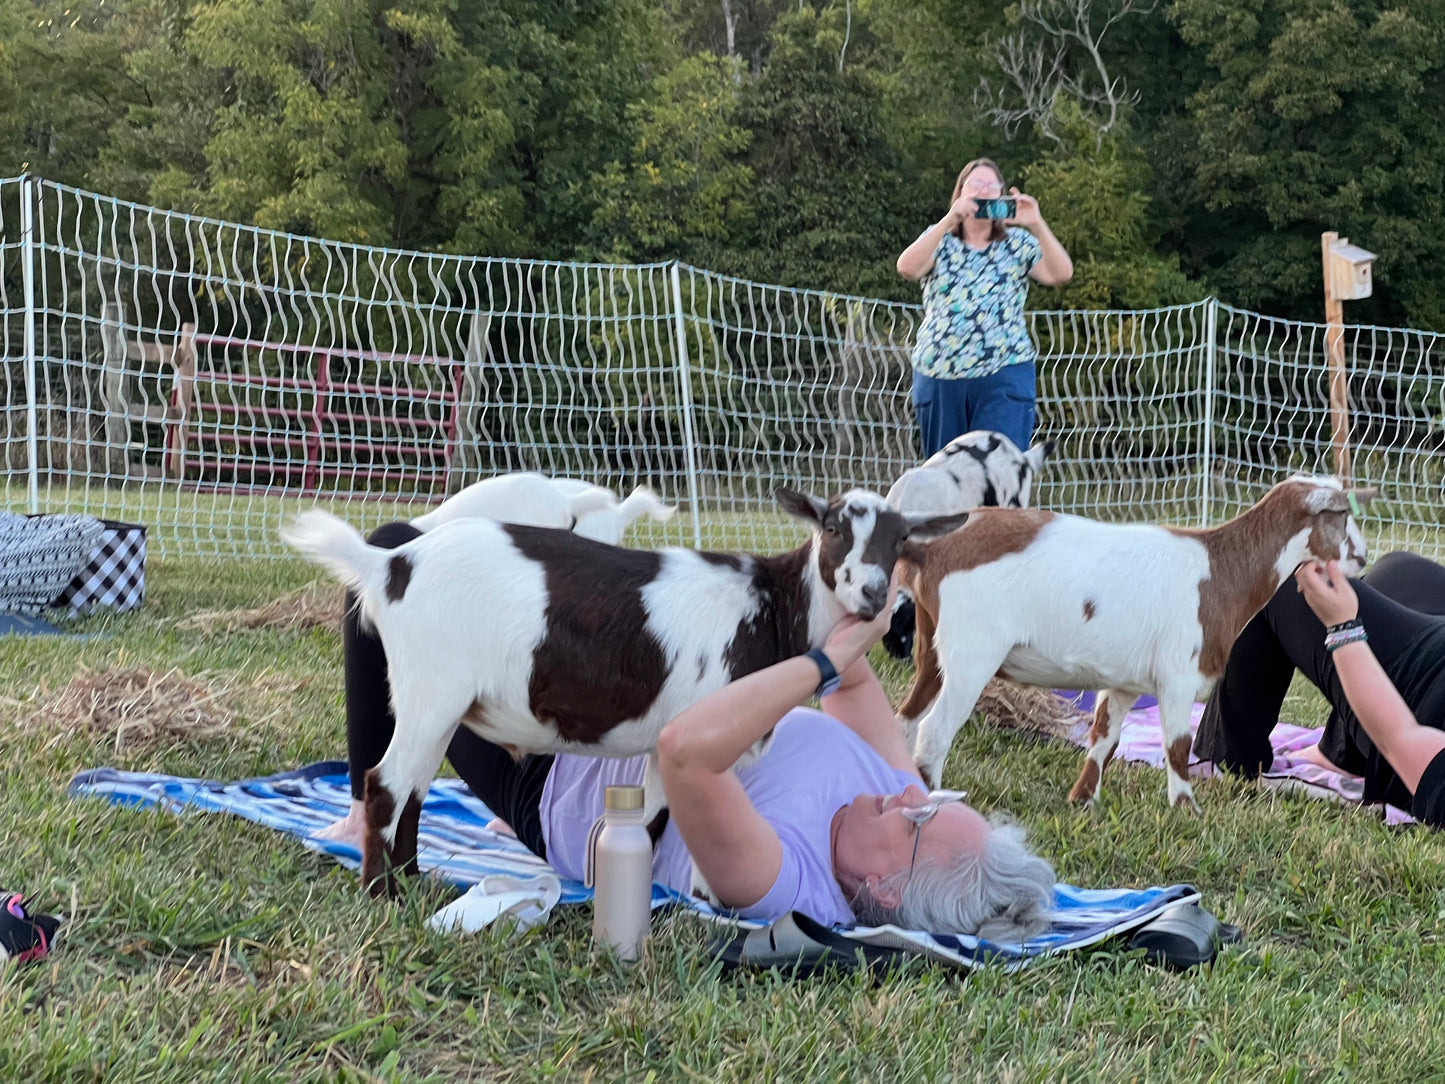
[412,471,674,544]
[887,431,1053,515]
[283,490,967,894]
[896,476,1375,810]
[882,431,1053,659]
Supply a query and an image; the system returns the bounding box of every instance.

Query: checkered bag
[54,520,147,614]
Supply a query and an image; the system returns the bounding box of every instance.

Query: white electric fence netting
[3,176,1442,560]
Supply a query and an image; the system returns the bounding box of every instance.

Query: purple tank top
[539,708,921,926]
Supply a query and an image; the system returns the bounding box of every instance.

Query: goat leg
[1067,689,1137,805]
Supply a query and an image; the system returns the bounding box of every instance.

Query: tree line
[2,0,1442,328]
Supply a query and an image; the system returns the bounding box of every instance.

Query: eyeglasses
[901,790,968,891]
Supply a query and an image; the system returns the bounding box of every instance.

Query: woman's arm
[1298,561,1445,793]
[1010,190,1073,287]
[655,606,894,908]
[897,196,972,281]
[821,658,921,778]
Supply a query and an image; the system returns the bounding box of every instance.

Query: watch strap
[805,648,842,697]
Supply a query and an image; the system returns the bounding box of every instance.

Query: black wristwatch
[805,648,842,698]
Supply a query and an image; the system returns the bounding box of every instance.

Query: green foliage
[1022,106,1205,310]
[2,0,1445,326]
[588,53,755,262]
[1168,0,1445,325]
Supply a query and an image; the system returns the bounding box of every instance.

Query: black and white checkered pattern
[0,512,104,616]
[55,521,147,614]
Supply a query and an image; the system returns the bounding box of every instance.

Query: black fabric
[343,519,553,860]
[1197,552,1445,811]
[1411,747,1445,828]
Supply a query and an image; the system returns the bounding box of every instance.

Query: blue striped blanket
[69,762,1199,970]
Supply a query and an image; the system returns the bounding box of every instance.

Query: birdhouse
[1327,238,1375,301]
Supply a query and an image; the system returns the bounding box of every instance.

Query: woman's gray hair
[850,817,1055,943]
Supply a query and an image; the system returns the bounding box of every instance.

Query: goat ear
[1306,486,1351,515]
[1025,440,1054,472]
[1350,486,1380,509]
[903,510,971,539]
[775,488,829,525]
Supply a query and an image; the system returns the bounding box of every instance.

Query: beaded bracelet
[1325,626,1368,652]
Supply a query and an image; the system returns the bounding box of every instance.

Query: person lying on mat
[324,563,1055,938]
[1196,552,1445,827]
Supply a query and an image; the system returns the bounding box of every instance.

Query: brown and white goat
[284,490,966,894]
[896,476,1375,809]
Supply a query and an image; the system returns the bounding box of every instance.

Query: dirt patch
[177,581,345,635]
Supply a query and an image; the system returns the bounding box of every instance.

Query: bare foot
[486,817,517,839]
[1298,743,1355,776]
[315,801,367,847]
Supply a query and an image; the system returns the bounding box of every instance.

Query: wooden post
[449,311,490,493]
[1321,231,1351,484]
[100,302,132,470]
[165,323,197,481]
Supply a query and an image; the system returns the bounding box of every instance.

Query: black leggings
[343,521,553,859]
[1196,551,1445,782]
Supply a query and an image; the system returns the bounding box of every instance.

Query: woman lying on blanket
[1197,551,1445,827]
[321,542,1055,939]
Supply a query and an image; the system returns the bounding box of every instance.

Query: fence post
[20,175,40,513]
[1199,296,1217,528]
[669,262,704,548]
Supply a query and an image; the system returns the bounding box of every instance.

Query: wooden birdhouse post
[1321,232,1376,484]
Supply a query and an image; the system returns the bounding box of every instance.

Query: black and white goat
[283,490,966,893]
[882,431,1053,659]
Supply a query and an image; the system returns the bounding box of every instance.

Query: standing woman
[896,158,1073,456]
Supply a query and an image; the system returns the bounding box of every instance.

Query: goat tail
[564,488,622,524]
[617,484,676,525]
[281,510,389,595]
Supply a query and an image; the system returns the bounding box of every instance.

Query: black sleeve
[1410,747,1445,829]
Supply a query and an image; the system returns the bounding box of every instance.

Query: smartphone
[973,197,1016,220]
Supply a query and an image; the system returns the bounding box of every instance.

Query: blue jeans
[911,362,1036,458]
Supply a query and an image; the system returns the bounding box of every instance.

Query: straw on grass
[27,665,239,753]
[177,581,345,635]
[972,678,1087,741]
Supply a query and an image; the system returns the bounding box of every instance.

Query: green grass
[5,556,1445,1083]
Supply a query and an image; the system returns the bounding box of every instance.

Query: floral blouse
[910,227,1041,380]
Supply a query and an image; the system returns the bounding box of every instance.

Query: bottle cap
[604,785,645,811]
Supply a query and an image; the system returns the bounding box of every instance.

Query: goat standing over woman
[285,489,966,894]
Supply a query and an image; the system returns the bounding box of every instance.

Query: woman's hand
[823,588,897,673]
[1008,188,1043,229]
[1296,559,1359,625]
[945,193,975,228]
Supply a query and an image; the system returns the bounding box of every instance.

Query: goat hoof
[1173,794,1202,815]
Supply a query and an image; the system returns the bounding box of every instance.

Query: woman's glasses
[901,790,967,891]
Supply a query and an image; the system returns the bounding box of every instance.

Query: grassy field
[4,552,1445,1083]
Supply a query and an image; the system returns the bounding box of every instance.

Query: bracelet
[1326,619,1363,635]
[1325,627,1368,653]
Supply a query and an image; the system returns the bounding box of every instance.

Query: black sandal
[709,911,909,978]
[0,893,61,967]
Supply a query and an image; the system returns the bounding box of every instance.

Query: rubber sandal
[0,893,61,967]
[709,911,908,978]
[1127,902,1242,971]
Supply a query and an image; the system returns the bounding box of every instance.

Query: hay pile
[177,581,344,635]
[27,666,238,752]
[972,678,1087,741]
